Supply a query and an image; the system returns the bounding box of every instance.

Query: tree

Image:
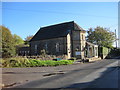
[1,26,16,58]
[86,26,116,48]
[13,34,24,46]
[24,35,33,45]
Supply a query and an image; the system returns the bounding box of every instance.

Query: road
[2,59,120,89]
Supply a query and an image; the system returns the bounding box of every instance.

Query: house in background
[85,42,98,58]
[17,46,30,56]
[29,21,98,59]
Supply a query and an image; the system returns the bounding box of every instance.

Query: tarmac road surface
[2,59,120,89]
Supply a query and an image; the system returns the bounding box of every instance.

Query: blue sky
[2,2,118,41]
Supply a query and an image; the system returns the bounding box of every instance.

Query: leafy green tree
[86,26,116,48]
[13,34,24,46]
[1,26,16,58]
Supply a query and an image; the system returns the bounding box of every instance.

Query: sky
[118,2,120,48]
[1,2,118,46]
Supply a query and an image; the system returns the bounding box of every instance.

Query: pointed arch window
[45,42,48,51]
[35,44,37,54]
[56,43,60,52]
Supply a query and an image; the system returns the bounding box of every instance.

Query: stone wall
[66,33,71,59]
[30,37,67,56]
[30,29,86,59]
[71,30,86,59]
[80,32,86,59]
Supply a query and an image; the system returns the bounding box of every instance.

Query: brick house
[29,21,87,59]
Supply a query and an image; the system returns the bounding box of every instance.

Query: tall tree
[86,26,116,48]
[1,26,16,58]
[13,34,24,46]
[24,35,33,45]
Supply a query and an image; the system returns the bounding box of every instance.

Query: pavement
[1,59,119,89]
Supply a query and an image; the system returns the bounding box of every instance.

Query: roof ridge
[40,21,74,29]
[30,21,85,42]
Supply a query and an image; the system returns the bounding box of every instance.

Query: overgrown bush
[1,57,74,67]
[68,57,76,60]
[2,57,30,67]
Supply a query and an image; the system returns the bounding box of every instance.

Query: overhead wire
[1,7,118,19]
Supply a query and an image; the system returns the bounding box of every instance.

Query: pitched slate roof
[30,21,85,41]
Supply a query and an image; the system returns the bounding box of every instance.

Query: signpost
[75,51,81,56]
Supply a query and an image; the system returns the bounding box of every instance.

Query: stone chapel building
[29,21,98,59]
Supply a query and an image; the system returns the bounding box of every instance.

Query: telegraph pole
[115,29,117,48]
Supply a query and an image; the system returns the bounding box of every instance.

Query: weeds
[1,57,74,67]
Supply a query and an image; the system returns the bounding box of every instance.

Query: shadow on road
[62,66,120,90]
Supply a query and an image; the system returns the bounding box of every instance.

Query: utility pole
[115,29,117,48]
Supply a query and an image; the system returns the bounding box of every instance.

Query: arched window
[45,42,48,51]
[82,34,84,40]
[56,43,60,52]
[35,44,37,54]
